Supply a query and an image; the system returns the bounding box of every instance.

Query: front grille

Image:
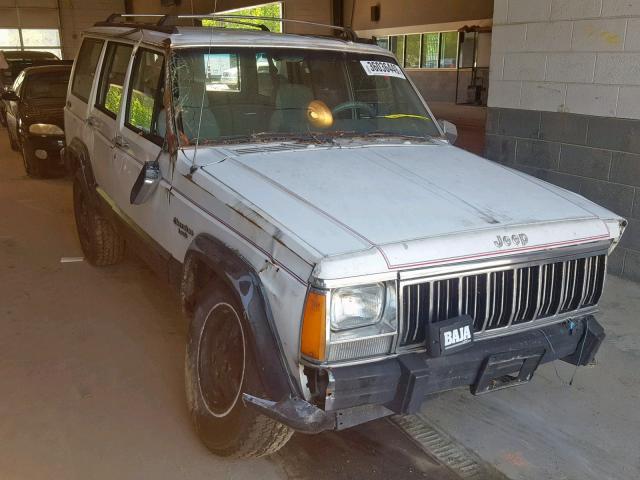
[399,254,606,347]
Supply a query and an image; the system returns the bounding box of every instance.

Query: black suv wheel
[22,142,42,177]
[8,130,19,151]
[185,284,293,458]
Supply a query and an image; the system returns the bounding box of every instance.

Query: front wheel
[185,284,293,458]
[72,171,125,266]
[22,142,41,177]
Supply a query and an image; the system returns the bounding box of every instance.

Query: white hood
[198,142,624,279]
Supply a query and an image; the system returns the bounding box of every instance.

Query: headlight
[29,123,64,136]
[331,284,384,331]
[301,281,398,363]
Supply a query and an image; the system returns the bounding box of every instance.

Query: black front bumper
[23,135,65,163]
[245,316,605,433]
[328,316,603,414]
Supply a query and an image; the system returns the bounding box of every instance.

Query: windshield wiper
[206,131,336,145]
[250,131,324,142]
[377,113,433,121]
[194,130,434,146]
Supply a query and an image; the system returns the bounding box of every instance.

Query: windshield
[24,71,70,99]
[171,48,440,145]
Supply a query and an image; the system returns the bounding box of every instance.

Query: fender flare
[66,138,100,206]
[184,233,301,401]
[67,138,93,176]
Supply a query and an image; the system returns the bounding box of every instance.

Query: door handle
[113,135,129,149]
[86,116,98,127]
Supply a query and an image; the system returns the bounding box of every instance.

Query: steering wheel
[332,101,376,118]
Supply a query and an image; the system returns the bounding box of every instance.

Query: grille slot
[232,143,310,155]
[400,254,606,347]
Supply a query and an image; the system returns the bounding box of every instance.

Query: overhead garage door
[0,0,62,58]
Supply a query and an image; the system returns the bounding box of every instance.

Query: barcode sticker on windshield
[360,61,406,79]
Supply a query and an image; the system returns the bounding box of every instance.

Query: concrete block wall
[486,0,640,281]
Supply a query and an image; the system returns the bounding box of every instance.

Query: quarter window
[96,43,133,118]
[125,49,165,144]
[71,38,104,103]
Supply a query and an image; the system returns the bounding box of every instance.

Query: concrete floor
[0,132,456,479]
[420,275,640,480]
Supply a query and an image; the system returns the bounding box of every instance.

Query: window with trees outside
[0,28,62,59]
[377,31,459,69]
[203,1,283,33]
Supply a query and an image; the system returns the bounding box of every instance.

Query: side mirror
[130,161,161,205]
[1,91,19,102]
[438,119,458,145]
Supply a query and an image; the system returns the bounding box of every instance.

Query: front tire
[185,284,293,458]
[72,171,125,266]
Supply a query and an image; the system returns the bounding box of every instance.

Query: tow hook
[242,394,336,434]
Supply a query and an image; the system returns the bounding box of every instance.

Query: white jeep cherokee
[64,14,626,458]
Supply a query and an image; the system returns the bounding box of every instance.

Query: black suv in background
[2,64,72,177]
[0,50,66,126]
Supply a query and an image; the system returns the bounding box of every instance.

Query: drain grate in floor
[389,414,489,479]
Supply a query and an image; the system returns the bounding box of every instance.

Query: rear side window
[125,49,165,144]
[71,38,104,103]
[96,42,133,118]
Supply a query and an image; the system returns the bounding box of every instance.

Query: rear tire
[185,284,293,458]
[72,171,125,266]
[9,131,18,151]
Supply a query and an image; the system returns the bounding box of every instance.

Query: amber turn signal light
[301,290,327,361]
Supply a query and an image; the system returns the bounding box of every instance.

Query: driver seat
[179,82,220,142]
[269,83,313,133]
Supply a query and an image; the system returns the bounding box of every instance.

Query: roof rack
[94,14,180,34]
[206,14,358,41]
[94,13,360,42]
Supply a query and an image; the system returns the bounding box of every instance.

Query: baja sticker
[360,60,406,79]
[426,315,474,357]
[443,325,472,349]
